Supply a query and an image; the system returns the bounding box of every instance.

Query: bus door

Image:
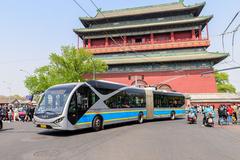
[68,87,90,125]
[67,84,98,125]
[145,89,154,119]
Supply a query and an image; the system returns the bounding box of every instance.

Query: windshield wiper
[45,110,56,113]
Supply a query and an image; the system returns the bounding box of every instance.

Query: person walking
[8,107,13,122]
[218,105,225,125]
[25,106,31,122]
[14,107,19,121]
[232,104,238,123]
[227,105,234,124]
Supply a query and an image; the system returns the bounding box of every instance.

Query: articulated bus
[34,80,186,131]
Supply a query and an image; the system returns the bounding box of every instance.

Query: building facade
[74,2,228,94]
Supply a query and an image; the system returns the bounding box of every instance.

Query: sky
[0,0,239,96]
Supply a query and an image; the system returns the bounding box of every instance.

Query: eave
[95,52,228,65]
[74,16,212,37]
[80,2,206,28]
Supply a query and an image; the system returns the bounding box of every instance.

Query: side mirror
[76,93,83,105]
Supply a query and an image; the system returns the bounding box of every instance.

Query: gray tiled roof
[80,2,205,21]
[96,51,228,65]
[187,93,240,103]
[75,16,212,34]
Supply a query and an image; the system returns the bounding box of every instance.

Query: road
[1,118,240,160]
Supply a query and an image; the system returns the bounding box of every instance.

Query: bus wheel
[138,112,144,124]
[0,121,2,130]
[92,116,103,131]
[170,112,176,120]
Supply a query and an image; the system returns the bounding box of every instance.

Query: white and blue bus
[34,80,185,131]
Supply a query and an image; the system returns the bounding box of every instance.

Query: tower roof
[96,51,228,65]
[80,2,206,27]
[75,15,212,37]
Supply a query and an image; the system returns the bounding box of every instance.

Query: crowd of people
[217,104,239,125]
[0,104,35,122]
[188,103,240,126]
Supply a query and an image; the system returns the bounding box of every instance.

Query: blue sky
[0,0,239,96]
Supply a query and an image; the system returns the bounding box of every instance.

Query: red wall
[89,31,194,48]
[109,37,123,46]
[91,38,105,47]
[175,31,192,40]
[89,69,217,93]
[154,33,170,41]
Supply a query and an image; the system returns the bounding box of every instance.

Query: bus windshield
[35,84,76,119]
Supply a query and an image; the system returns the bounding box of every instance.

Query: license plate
[40,124,47,128]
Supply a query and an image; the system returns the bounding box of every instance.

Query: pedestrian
[227,105,234,124]
[29,106,35,121]
[25,105,31,122]
[14,107,19,121]
[5,106,9,121]
[232,103,238,123]
[8,107,13,122]
[0,106,3,120]
[2,106,6,121]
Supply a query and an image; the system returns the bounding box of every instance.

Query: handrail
[89,38,209,49]
[88,39,210,54]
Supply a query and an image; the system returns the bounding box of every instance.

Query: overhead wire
[217,10,240,67]
[221,11,240,52]
[75,0,240,74]
[73,0,157,68]
[89,0,240,68]
[231,23,240,65]
[88,0,136,53]
[72,0,136,54]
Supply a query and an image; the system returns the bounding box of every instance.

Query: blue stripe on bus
[154,109,185,116]
[77,110,147,124]
[77,109,185,125]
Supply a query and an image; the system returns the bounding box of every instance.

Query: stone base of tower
[90,68,217,93]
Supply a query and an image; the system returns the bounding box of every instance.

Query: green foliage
[179,0,184,4]
[215,72,236,93]
[24,46,108,94]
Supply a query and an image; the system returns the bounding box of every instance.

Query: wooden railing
[87,39,210,54]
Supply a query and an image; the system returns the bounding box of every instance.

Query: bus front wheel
[138,112,144,124]
[170,112,176,120]
[92,116,103,131]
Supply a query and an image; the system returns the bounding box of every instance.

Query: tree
[24,46,108,94]
[215,72,236,93]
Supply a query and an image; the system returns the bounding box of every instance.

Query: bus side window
[68,93,77,114]
[67,93,79,125]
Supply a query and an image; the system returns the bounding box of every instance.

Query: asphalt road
[1,117,240,160]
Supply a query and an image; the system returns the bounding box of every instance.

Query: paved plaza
[1,118,240,160]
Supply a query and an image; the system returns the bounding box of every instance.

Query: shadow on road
[0,128,14,132]
[37,117,185,137]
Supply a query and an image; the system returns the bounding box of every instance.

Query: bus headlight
[53,117,64,124]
